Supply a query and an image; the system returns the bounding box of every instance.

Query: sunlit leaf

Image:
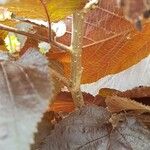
[4,32,21,53]
[49,0,150,83]
[47,0,86,22]
[4,0,86,22]
[81,56,150,96]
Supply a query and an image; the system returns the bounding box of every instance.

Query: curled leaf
[115,86,150,98]
[105,95,150,113]
[99,86,150,98]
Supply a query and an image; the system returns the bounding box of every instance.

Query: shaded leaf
[0,50,9,60]
[0,48,53,150]
[37,105,150,150]
[135,114,150,129]
[31,111,54,150]
[109,116,150,150]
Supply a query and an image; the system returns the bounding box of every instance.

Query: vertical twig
[70,12,85,108]
[70,1,99,108]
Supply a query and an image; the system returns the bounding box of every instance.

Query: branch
[0,23,69,51]
[0,23,48,42]
[12,15,42,27]
[70,12,85,108]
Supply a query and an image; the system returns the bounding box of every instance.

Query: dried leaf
[99,86,150,98]
[99,88,119,97]
[0,48,53,150]
[36,105,150,150]
[99,86,150,107]
[81,55,150,96]
[105,96,150,113]
[115,86,150,98]
[49,0,150,83]
[50,92,101,113]
[50,92,75,113]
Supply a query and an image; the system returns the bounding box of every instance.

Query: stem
[0,23,68,51]
[12,16,42,27]
[70,12,85,108]
[39,0,51,42]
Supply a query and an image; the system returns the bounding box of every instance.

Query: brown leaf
[50,92,75,113]
[1,0,150,84]
[105,95,150,113]
[50,92,96,113]
[99,86,150,98]
[99,86,150,106]
[36,105,150,150]
[115,86,150,98]
[49,0,150,83]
